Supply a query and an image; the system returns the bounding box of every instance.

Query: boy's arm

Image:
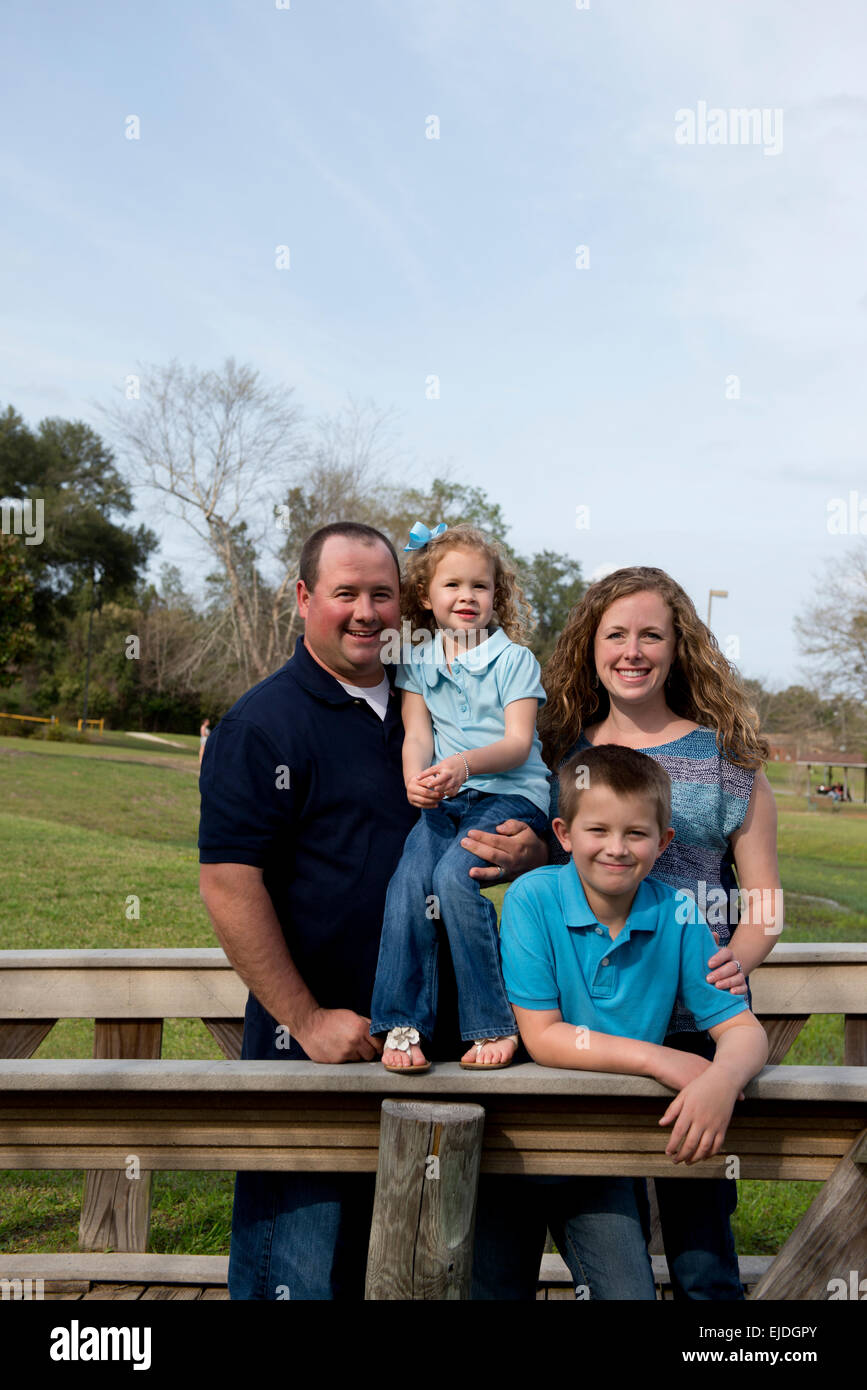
[513,1006,713,1091]
[659,1012,768,1165]
[425,698,538,794]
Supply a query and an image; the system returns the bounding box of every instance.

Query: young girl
[369,522,551,1072]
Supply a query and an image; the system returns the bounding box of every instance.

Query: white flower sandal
[459,1034,519,1070]
[382,1025,431,1073]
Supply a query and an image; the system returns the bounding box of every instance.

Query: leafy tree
[0,405,157,641]
[516,549,585,665]
[0,534,36,686]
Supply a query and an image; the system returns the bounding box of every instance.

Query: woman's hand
[423,755,467,798]
[706,939,748,995]
[461,819,548,884]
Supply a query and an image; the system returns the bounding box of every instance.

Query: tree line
[1,358,865,750]
[0,361,583,729]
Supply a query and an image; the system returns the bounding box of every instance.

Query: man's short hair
[558,744,672,833]
[298,523,401,592]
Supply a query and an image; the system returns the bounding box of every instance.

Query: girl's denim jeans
[369,788,549,1044]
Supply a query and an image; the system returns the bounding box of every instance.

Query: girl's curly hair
[401,524,533,643]
[538,566,769,771]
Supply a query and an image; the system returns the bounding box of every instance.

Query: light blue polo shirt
[500,860,748,1040]
[395,627,551,814]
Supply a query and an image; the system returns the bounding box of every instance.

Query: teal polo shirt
[500,861,748,1040]
[395,626,551,814]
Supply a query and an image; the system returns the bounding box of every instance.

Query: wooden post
[78,1020,163,1254]
[365,1099,485,1301]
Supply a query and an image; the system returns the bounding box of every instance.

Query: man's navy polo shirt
[198,635,417,1022]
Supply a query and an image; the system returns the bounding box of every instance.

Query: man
[199,522,546,1300]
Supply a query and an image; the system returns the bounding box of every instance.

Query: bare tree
[794,543,867,706]
[101,358,303,683]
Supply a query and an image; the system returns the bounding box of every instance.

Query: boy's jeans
[369,789,549,1044]
[653,1030,744,1300]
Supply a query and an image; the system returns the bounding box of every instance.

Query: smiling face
[296,535,401,686]
[593,589,678,710]
[420,545,496,636]
[553,783,674,914]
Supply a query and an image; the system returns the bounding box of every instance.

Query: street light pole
[707,588,729,629]
[81,564,99,730]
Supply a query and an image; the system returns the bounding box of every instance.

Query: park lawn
[0,742,864,1261]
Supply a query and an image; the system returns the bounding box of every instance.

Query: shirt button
[601,957,610,967]
[594,927,604,936]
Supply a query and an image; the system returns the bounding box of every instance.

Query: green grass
[0,738,864,1263]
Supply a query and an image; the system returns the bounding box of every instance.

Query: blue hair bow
[404,521,447,552]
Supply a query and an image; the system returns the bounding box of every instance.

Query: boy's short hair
[558,744,672,833]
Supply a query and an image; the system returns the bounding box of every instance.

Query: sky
[2,0,866,687]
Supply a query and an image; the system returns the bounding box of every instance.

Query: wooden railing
[1,945,865,1300]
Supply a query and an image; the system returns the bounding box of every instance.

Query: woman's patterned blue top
[548,727,756,1036]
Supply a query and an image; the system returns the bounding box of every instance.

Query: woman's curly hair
[401,524,533,644]
[538,566,769,771]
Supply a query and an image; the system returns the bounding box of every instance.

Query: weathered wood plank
[366,1100,485,1300]
[201,1019,243,1060]
[762,1015,809,1064]
[1,945,865,1021]
[0,1021,56,1059]
[0,1253,228,1283]
[139,1285,202,1300]
[751,1129,867,1300]
[79,1021,162,1254]
[0,969,246,1020]
[81,1284,146,1300]
[844,1016,867,1067]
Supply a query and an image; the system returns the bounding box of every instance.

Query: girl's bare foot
[383,1041,428,1068]
[460,1035,519,1067]
[382,1026,429,1070]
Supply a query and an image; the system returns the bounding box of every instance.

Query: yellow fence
[0,712,54,724]
[0,713,104,733]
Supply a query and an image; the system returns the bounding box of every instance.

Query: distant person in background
[198,718,210,766]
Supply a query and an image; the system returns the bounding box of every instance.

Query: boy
[498,744,769,1299]
[501,744,768,1167]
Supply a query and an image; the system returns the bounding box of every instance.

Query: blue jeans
[229,1004,654,1300]
[369,789,549,1044]
[653,1030,744,1300]
[229,1168,654,1301]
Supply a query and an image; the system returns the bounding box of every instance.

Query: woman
[536,565,782,1300]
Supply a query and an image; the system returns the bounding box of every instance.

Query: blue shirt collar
[411,625,510,687]
[557,859,660,936]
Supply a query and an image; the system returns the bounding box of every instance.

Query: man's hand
[461,819,547,884]
[659,1067,741,1164]
[293,1007,383,1063]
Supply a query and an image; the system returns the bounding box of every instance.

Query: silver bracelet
[458,753,470,785]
